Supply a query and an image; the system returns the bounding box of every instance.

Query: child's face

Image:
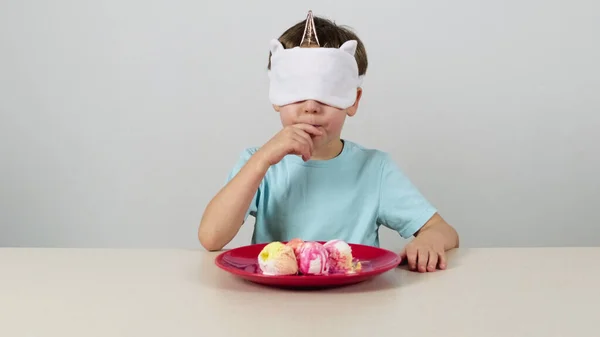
[273,89,362,149]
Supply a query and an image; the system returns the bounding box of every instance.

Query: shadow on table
[212,271,405,294]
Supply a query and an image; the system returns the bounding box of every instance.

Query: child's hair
[267,16,368,76]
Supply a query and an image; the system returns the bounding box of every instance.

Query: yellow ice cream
[258,242,298,275]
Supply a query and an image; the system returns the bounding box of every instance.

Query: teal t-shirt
[226,140,437,247]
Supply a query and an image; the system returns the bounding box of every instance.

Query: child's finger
[417,249,428,272]
[438,251,447,270]
[406,247,418,270]
[291,137,312,161]
[293,123,324,136]
[291,133,312,153]
[427,251,438,272]
[398,248,407,265]
[293,129,314,153]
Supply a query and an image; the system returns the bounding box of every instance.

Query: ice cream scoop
[324,239,360,273]
[296,241,329,275]
[257,242,298,275]
[285,238,304,255]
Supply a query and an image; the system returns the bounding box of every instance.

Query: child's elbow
[198,235,224,252]
[198,227,225,252]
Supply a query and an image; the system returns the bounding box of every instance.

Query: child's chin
[313,136,328,145]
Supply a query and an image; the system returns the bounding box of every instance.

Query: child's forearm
[415,213,460,250]
[437,221,460,250]
[198,156,269,251]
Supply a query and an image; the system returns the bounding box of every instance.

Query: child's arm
[198,124,322,251]
[376,153,459,272]
[198,156,268,251]
[399,213,459,272]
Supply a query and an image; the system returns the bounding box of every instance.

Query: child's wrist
[247,153,271,175]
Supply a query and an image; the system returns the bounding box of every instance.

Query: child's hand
[399,228,448,273]
[255,124,323,167]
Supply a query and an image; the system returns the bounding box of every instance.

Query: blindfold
[268,39,364,109]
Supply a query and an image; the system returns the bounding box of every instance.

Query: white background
[1,0,598,250]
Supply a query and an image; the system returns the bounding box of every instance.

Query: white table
[1,247,598,337]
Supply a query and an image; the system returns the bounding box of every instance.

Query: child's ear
[272,104,281,112]
[346,88,363,117]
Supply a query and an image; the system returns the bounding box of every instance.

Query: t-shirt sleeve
[225,148,260,222]
[377,153,437,238]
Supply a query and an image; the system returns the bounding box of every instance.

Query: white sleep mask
[268,11,364,109]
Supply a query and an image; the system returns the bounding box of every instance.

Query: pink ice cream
[296,241,329,275]
[324,239,360,274]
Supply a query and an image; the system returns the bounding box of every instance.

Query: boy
[198,11,459,272]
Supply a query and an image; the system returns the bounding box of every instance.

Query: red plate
[215,241,401,289]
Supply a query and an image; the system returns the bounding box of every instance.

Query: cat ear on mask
[339,40,358,56]
[269,39,285,55]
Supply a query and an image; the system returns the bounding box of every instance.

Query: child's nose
[302,100,321,114]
